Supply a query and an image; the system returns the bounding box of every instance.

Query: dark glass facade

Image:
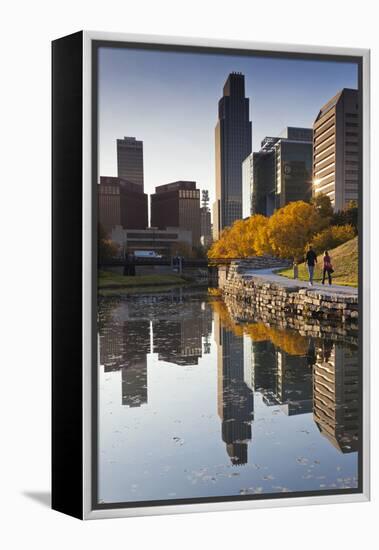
[275,140,313,208]
[214,73,252,237]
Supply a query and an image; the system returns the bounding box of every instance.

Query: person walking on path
[305,245,317,286]
[322,250,333,285]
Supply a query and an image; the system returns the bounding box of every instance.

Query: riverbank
[98,270,190,296]
[278,237,358,287]
[221,261,358,329]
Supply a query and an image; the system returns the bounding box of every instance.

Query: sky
[98,46,358,205]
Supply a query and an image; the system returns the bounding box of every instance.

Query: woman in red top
[322,250,333,285]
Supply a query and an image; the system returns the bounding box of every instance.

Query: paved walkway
[241,267,358,297]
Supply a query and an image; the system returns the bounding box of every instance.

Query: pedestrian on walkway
[305,245,317,286]
[322,250,333,285]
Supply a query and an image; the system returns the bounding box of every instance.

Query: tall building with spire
[213,73,252,240]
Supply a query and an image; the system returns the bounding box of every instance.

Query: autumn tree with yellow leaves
[208,199,331,261]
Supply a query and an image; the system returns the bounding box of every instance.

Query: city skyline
[98,46,358,206]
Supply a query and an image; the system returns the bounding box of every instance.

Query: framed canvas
[52,31,370,520]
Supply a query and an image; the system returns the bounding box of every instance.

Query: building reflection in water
[214,313,254,466]
[99,293,359,461]
[153,301,212,366]
[99,318,150,408]
[213,303,359,463]
[99,291,213,407]
[313,341,359,453]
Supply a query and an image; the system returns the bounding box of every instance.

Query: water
[97,288,359,505]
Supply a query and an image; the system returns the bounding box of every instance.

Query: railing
[99,256,291,268]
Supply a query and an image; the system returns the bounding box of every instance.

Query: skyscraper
[313,89,360,211]
[117,136,144,188]
[213,73,252,239]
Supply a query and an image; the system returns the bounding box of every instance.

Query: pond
[97,287,359,505]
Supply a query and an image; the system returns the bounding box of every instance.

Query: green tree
[98,223,119,263]
[311,193,333,224]
[332,201,358,232]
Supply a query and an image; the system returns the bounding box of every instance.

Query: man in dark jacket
[305,245,317,286]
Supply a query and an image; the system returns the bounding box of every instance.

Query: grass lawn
[278,237,358,287]
[98,270,188,292]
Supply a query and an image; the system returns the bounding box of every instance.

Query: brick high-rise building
[150,181,201,247]
[98,176,148,235]
[213,73,252,239]
[313,89,360,211]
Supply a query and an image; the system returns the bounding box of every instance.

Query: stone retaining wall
[222,262,358,331]
[217,256,292,288]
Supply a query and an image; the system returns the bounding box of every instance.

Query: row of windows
[316,171,335,184]
[314,151,334,169]
[126,233,178,240]
[99,186,120,195]
[314,143,334,161]
[314,162,335,178]
[314,135,335,153]
[314,112,335,134]
[315,181,335,193]
[178,190,200,199]
[314,122,335,144]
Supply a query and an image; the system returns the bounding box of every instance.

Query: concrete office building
[213,73,252,239]
[98,176,148,234]
[150,181,201,247]
[111,225,192,257]
[117,136,144,188]
[274,127,313,209]
[313,89,360,211]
